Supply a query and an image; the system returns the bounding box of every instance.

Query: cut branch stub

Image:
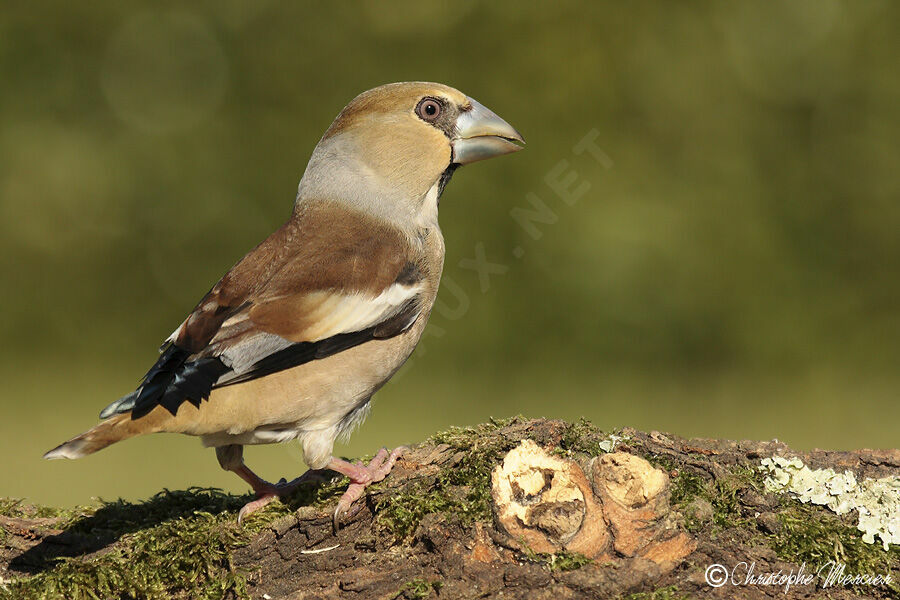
[591,452,696,568]
[491,440,696,570]
[490,439,609,556]
[491,440,609,556]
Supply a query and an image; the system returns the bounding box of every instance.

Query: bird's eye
[416,98,442,121]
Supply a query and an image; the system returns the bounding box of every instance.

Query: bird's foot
[329,446,406,531]
[235,469,328,524]
[237,490,280,524]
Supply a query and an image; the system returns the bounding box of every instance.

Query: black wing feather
[128,342,229,419]
[108,297,421,420]
[218,297,420,388]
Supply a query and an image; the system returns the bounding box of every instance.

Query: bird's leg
[233,464,332,523]
[232,464,283,523]
[216,444,405,526]
[216,444,326,523]
[328,446,406,530]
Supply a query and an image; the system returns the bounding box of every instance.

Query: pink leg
[233,465,326,524]
[328,446,406,530]
[229,446,405,527]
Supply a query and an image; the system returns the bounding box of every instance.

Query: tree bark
[2,418,898,599]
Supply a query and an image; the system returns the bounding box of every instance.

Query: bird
[44,82,524,525]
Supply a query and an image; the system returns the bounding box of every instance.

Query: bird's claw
[332,495,365,532]
[331,446,406,532]
[237,493,280,525]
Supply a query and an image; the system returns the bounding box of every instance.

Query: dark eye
[416,97,442,121]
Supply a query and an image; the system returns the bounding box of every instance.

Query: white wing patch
[300,283,421,342]
[213,282,422,380]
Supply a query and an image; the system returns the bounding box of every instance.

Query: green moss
[640,451,678,474]
[520,546,593,571]
[668,469,706,507]
[709,467,760,530]
[1,488,257,600]
[667,465,762,534]
[773,502,900,593]
[549,551,593,572]
[0,497,24,517]
[0,496,92,527]
[373,484,455,539]
[392,577,442,599]
[376,418,524,538]
[14,513,247,600]
[428,415,521,446]
[553,417,609,457]
[70,488,241,533]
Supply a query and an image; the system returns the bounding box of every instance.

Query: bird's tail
[43,412,159,460]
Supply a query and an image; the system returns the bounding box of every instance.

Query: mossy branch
[2,418,898,599]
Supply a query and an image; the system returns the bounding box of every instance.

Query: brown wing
[113,201,426,419]
[174,201,415,352]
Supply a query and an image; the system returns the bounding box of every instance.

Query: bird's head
[298,82,524,218]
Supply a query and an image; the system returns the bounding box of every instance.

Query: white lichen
[760,455,900,550]
[598,433,626,453]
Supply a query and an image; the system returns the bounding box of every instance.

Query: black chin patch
[437,163,459,204]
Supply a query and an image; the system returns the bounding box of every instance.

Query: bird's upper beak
[452,97,525,165]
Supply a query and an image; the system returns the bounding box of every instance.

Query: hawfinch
[45,82,524,524]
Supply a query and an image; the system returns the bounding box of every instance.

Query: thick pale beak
[452,97,525,165]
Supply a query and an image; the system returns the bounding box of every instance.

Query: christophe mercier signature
[704,561,894,592]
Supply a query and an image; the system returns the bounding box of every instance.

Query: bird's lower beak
[452,97,525,165]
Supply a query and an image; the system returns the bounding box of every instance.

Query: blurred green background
[2,1,898,507]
